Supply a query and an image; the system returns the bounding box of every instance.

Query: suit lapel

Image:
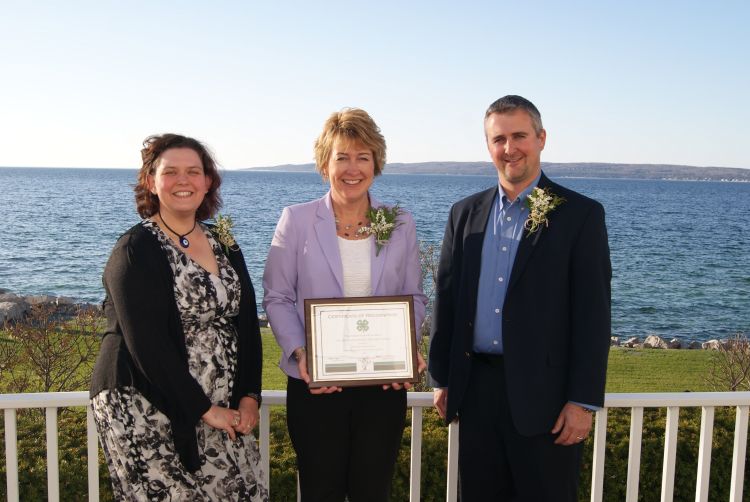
[369,195,387,294]
[508,173,551,292]
[314,193,344,294]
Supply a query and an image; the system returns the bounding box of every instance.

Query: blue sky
[1,1,747,169]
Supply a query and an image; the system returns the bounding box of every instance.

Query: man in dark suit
[428,95,611,501]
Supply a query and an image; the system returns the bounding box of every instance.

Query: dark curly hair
[134,134,223,221]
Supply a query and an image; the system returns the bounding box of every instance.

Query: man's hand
[296,346,342,394]
[433,387,448,420]
[551,402,593,445]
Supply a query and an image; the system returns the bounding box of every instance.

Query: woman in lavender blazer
[263,108,427,502]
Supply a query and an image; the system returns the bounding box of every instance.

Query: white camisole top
[337,235,373,297]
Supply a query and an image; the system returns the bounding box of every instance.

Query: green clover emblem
[356,319,369,332]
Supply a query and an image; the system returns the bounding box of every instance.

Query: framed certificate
[304,295,418,388]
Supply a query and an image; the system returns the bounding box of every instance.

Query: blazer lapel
[369,195,388,294]
[508,173,551,292]
[314,193,344,294]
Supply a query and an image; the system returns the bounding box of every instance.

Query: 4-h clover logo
[356,319,370,332]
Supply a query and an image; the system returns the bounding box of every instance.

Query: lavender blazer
[262,191,428,379]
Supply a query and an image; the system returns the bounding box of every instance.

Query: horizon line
[1,160,748,171]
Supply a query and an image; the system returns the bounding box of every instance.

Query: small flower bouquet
[357,205,402,255]
[524,187,565,238]
[213,214,239,253]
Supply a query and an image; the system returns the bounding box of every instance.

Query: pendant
[179,236,190,248]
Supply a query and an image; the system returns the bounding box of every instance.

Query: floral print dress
[91,220,267,501]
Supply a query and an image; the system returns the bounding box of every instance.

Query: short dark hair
[134,134,223,221]
[485,95,543,135]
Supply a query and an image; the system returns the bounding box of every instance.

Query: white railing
[0,391,748,501]
[1,392,100,502]
[591,393,749,502]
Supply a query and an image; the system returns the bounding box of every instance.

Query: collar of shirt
[492,173,542,235]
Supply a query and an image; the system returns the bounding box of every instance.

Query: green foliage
[393,408,449,501]
[267,409,298,499]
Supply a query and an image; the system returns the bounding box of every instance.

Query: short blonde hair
[314,108,386,177]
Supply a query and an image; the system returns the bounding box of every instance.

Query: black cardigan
[90,222,262,472]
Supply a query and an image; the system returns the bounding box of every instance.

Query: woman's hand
[201,405,241,441]
[236,396,260,435]
[296,346,342,394]
[383,352,427,390]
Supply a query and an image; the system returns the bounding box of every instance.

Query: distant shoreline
[246,170,750,183]
[3,162,749,182]
[240,161,750,182]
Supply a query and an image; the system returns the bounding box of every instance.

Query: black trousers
[286,377,406,502]
[457,354,583,502]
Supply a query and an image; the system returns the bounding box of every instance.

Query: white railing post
[590,408,607,502]
[45,407,60,502]
[626,407,644,502]
[660,406,680,502]
[409,406,423,501]
[259,402,271,499]
[694,406,714,502]
[729,405,749,502]
[87,405,100,502]
[446,421,459,502]
[4,408,19,502]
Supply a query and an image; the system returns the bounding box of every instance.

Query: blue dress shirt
[472,175,540,354]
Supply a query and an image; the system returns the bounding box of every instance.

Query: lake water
[0,167,748,343]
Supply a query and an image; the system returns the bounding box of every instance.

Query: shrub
[1,304,101,394]
[706,332,750,392]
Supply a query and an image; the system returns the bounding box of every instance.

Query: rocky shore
[0,289,273,327]
[0,288,98,324]
[612,334,738,350]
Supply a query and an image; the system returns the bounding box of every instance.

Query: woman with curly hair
[90,134,267,501]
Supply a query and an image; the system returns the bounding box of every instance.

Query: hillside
[244,161,750,181]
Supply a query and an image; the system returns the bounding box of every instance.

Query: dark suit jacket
[90,222,262,471]
[428,173,611,435]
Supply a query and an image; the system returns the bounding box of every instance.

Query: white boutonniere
[357,205,402,255]
[212,214,239,253]
[524,187,565,243]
